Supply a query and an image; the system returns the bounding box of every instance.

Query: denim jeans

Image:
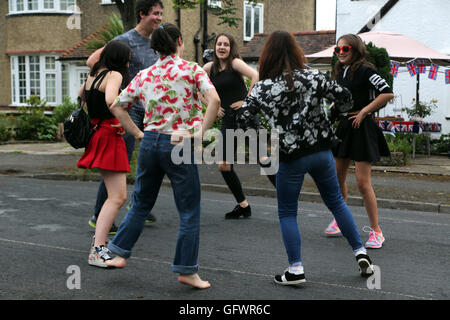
[276,149,364,265]
[94,132,136,217]
[108,131,202,274]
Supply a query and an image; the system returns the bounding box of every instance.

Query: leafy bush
[86,13,124,50]
[431,134,450,154]
[0,114,15,142]
[403,99,438,119]
[52,96,78,124]
[385,133,412,157]
[14,96,58,141]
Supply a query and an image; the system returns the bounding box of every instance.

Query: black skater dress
[332,64,392,163]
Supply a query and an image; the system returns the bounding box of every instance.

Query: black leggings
[220,126,276,203]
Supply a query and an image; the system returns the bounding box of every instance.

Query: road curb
[11,172,449,215]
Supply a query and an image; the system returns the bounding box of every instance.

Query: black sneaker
[224,205,251,219]
[274,270,306,285]
[145,213,157,223]
[356,253,375,277]
[88,215,118,235]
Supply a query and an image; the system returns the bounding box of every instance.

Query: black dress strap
[90,69,110,91]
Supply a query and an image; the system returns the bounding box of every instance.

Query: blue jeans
[276,150,364,265]
[108,131,202,274]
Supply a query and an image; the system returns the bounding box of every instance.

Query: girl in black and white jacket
[237,30,375,286]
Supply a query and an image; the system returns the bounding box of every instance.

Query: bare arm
[107,71,143,139]
[230,58,259,110]
[86,47,103,69]
[199,88,220,135]
[110,101,143,141]
[349,93,394,128]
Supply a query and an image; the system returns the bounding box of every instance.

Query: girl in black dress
[203,33,276,219]
[325,34,394,249]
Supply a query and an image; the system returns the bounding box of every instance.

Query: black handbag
[63,96,95,149]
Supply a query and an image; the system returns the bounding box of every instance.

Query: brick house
[241,30,336,71]
[1,0,316,110]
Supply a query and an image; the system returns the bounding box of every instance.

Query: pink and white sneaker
[364,227,385,249]
[324,219,341,237]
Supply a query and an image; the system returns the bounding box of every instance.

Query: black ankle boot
[225,205,251,219]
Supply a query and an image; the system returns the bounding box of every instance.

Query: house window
[208,0,221,8]
[8,0,76,14]
[44,0,54,9]
[27,0,38,10]
[10,55,61,106]
[61,63,70,98]
[243,1,263,41]
[59,0,75,10]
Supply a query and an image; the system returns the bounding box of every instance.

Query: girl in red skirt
[77,40,132,267]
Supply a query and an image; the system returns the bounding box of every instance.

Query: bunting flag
[415,59,427,74]
[390,60,400,77]
[406,60,417,76]
[428,63,439,80]
[386,59,449,84]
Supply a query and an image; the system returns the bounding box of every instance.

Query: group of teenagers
[76,0,394,289]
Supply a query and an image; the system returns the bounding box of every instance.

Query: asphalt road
[0,176,449,303]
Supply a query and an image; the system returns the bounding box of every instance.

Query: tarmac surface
[1,142,450,304]
[0,141,449,214]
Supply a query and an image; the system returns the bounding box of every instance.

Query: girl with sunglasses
[325,34,394,249]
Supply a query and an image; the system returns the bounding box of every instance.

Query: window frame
[243,1,264,42]
[8,0,77,14]
[10,55,62,106]
[208,0,222,8]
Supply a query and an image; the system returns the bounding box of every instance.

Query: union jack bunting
[428,63,439,80]
[415,59,427,74]
[406,61,417,77]
[390,60,400,77]
[445,69,450,84]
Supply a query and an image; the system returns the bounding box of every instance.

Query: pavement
[0,141,449,214]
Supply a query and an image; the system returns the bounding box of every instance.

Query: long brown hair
[258,30,307,89]
[211,33,241,76]
[332,34,376,80]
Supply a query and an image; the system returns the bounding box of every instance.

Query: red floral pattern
[116,55,214,132]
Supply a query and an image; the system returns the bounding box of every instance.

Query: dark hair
[258,30,307,89]
[211,33,240,77]
[136,0,163,23]
[151,22,182,56]
[91,40,131,84]
[332,33,376,81]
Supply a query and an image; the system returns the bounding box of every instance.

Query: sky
[316,0,337,31]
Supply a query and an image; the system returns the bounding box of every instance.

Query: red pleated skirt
[77,118,130,172]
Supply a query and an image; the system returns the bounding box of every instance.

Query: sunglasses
[334,45,353,54]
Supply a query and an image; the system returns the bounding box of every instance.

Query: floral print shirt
[115,55,214,132]
[237,68,353,161]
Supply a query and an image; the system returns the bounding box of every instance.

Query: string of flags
[390,58,449,84]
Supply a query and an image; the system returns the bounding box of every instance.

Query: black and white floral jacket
[237,68,353,162]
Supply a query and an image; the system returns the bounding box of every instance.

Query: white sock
[289,264,304,275]
[354,247,367,256]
